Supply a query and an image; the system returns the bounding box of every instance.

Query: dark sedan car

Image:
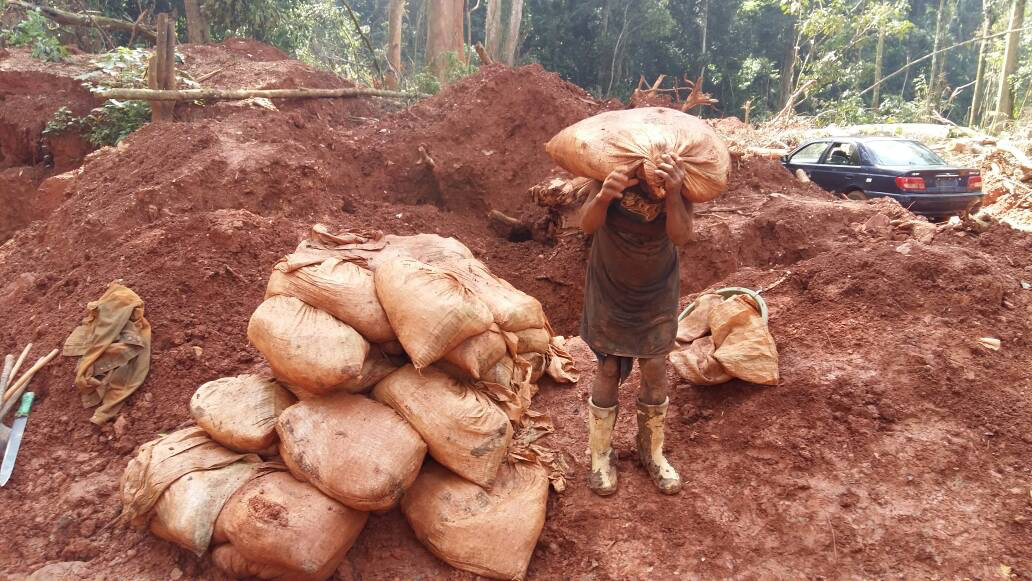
[782,137,983,218]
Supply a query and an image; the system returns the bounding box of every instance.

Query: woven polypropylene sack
[373,365,512,488]
[247,296,370,395]
[190,375,296,454]
[442,324,508,380]
[265,257,395,344]
[401,461,549,580]
[374,258,493,368]
[545,107,730,203]
[211,472,368,581]
[276,393,426,511]
[439,258,547,332]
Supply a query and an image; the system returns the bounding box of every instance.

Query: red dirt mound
[0,40,1030,580]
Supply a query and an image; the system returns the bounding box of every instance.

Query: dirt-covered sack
[190,375,297,454]
[401,460,549,580]
[265,257,395,343]
[120,427,263,554]
[375,258,493,368]
[443,324,508,380]
[545,107,730,203]
[513,327,550,355]
[276,393,426,511]
[670,293,779,385]
[150,460,261,557]
[211,472,368,581]
[373,365,512,488]
[247,296,370,394]
[284,349,399,400]
[439,258,547,332]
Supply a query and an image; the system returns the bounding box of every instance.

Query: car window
[821,142,859,166]
[865,140,947,166]
[790,142,829,164]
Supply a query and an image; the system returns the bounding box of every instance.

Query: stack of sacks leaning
[118,225,578,581]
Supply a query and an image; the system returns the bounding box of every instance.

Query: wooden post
[148,14,176,123]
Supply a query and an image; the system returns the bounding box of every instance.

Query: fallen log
[9,0,157,41]
[93,87,427,101]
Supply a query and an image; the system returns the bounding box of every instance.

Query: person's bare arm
[579,169,639,235]
[656,153,694,246]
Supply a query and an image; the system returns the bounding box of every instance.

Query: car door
[785,141,830,186]
[812,142,862,194]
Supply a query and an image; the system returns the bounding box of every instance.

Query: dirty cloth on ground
[580,198,679,362]
[62,282,152,424]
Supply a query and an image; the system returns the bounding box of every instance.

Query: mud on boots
[578,154,689,496]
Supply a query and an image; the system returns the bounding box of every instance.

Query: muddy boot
[636,398,682,495]
[587,398,618,496]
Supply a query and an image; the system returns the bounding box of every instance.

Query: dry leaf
[977,337,1001,351]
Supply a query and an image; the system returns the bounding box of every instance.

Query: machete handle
[15,392,34,418]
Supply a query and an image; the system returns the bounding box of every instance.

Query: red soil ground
[0,40,1030,580]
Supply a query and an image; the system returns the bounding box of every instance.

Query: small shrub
[2,8,67,62]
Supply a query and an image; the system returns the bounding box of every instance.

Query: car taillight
[967,174,982,191]
[895,176,926,191]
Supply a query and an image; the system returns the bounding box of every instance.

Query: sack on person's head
[546,107,730,203]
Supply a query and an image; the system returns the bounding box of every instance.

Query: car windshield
[866,140,946,167]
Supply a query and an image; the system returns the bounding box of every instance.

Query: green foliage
[2,8,68,62]
[812,92,924,126]
[44,100,151,147]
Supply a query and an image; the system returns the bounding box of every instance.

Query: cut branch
[773,79,816,120]
[93,87,427,101]
[8,0,156,41]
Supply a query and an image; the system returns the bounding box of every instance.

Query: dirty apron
[580,202,679,383]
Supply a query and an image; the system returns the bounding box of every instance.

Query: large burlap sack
[247,296,370,394]
[439,258,547,332]
[670,293,779,385]
[276,393,426,511]
[442,324,508,380]
[401,461,549,580]
[150,461,260,556]
[265,257,395,343]
[283,349,399,400]
[190,375,296,454]
[545,107,730,203]
[211,472,368,581]
[373,365,512,488]
[513,327,550,355]
[374,258,493,368]
[120,427,266,555]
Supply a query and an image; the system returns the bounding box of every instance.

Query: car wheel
[844,189,868,201]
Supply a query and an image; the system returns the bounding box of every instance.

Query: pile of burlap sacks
[119,225,578,581]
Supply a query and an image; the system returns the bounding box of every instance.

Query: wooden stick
[8,0,157,41]
[1,349,59,408]
[474,42,494,65]
[0,355,13,395]
[7,344,32,387]
[94,86,427,101]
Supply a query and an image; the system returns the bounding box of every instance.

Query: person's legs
[636,357,682,494]
[587,355,621,495]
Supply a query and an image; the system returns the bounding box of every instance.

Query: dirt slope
[0,40,1029,580]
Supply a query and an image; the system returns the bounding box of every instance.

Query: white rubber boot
[587,398,618,496]
[636,397,682,495]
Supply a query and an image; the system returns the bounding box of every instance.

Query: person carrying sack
[579,153,692,497]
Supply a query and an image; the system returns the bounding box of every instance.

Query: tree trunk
[872,28,885,112]
[968,0,991,126]
[427,0,464,81]
[386,0,406,88]
[995,0,1027,122]
[485,0,502,60]
[700,0,709,54]
[184,0,210,44]
[501,0,524,65]
[778,19,797,107]
[926,0,948,114]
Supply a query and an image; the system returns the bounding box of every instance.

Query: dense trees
[5,0,1029,127]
